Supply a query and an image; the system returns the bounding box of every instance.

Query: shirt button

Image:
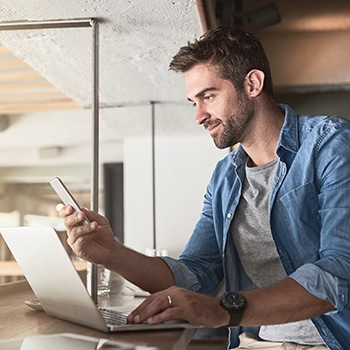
[227,213,232,219]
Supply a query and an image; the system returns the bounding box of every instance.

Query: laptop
[0,226,195,332]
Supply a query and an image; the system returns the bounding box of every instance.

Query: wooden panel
[0,260,87,276]
[0,45,81,114]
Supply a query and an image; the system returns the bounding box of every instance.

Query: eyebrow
[187,87,219,102]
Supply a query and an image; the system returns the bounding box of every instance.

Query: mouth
[204,121,222,136]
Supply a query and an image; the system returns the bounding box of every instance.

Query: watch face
[222,292,246,310]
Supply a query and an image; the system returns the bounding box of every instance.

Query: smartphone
[50,177,90,224]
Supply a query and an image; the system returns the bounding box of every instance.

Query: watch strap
[219,292,246,327]
[227,307,244,327]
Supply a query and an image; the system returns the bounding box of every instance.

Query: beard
[210,91,254,149]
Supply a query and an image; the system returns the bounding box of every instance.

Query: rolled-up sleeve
[160,256,202,292]
[290,263,349,312]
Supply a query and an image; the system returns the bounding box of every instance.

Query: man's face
[185,64,254,149]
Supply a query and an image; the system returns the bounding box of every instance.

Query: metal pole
[151,101,156,250]
[0,18,93,30]
[90,18,99,304]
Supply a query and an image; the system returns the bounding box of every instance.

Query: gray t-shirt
[231,158,324,345]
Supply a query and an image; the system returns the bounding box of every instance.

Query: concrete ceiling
[0,0,350,179]
[0,0,202,108]
[0,0,203,177]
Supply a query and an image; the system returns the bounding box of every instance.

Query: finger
[66,220,98,244]
[66,210,90,230]
[126,296,157,323]
[127,293,173,324]
[59,205,74,219]
[59,206,82,230]
[142,294,184,325]
[146,306,179,325]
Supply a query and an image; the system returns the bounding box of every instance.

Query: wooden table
[0,277,196,349]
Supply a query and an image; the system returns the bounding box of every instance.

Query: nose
[195,105,209,125]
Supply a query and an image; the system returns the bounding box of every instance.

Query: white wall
[123,137,154,254]
[123,135,227,258]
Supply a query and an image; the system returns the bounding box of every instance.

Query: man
[61,26,350,349]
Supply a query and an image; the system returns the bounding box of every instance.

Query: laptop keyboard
[98,307,128,326]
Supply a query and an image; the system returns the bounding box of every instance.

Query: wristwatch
[219,292,246,327]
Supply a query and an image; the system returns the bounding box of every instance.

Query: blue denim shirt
[162,104,350,349]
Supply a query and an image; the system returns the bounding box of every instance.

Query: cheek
[208,99,230,119]
[217,105,236,121]
[216,94,240,119]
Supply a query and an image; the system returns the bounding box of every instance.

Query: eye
[203,94,214,102]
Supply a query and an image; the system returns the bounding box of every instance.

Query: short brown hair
[169,26,274,96]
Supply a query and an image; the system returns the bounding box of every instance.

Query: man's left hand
[126,285,229,328]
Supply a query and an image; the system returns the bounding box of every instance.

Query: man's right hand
[59,205,121,268]
[60,205,175,294]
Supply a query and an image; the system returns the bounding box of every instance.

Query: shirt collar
[276,103,299,155]
[230,104,299,166]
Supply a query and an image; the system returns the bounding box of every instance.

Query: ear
[244,69,265,97]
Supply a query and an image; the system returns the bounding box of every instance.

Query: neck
[241,99,284,167]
